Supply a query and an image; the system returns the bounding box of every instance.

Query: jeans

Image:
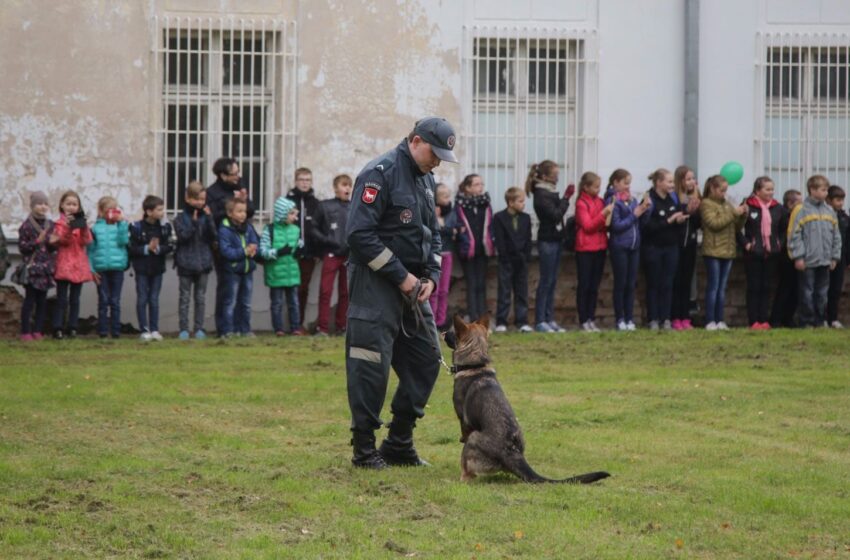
[317,255,349,333]
[270,286,300,333]
[672,243,697,321]
[220,271,253,335]
[297,257,317,326]
[461,254,488,320]
[610,246,639,323]
[135,273,163,333]
[643,245,680,323]
[21,286,48,335]
[53,280,83,331]
[179,273,209,332]
[496,257,529,326]
[827,263,846,323]
[97,270,125,336]
[745,256,777,325]
[798,266,830,327]
[535,240,563,324]
[576,250,606,324]
[429,251,454,327]
[704,257,733,324]
[771,257,799,327]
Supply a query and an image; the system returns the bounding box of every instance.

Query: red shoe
[20,334,34,342]
[681,319,694,330]
[750,323,760,330]
[32,332,44,341]
[671,319,684,331]
[291,329,306,336]
[759,322,771,330]
[275,330,286,337]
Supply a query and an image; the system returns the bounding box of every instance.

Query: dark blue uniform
[345,138,443,464]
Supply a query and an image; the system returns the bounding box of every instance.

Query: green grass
[0,331,849,559]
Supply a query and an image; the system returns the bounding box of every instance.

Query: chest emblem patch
[400,209,414,224]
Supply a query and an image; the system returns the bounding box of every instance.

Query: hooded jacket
[787,196,843,267]
[260,197,302,288]
[575,191,608,252]
[700,197,747,259]
[218,217,260,275]
[54,214,94,283]
[17,215,57,291]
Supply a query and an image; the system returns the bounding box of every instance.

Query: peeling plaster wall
[0,0,153,237]
[295,0,463,198]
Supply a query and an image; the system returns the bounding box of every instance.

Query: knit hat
[274,196,296,223]
[30,191,49,209]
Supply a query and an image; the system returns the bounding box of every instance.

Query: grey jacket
[787,196,843,267]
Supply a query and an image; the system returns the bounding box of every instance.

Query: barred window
[462,27,598,210]
[152,16,297,220]
[757,34,850,193]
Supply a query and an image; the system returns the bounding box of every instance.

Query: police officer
[345,117,458,469]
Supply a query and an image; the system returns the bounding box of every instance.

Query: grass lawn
[0,331,848,559]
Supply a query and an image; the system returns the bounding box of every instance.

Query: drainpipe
[684,0,699,169]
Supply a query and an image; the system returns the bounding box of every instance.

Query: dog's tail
[506,455,610,484]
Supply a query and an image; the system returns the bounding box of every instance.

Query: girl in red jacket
[575,171,614,332]
[52,190,93,338]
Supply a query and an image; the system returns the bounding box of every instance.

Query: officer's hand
[418,279,435,303]
[399,273,419,296]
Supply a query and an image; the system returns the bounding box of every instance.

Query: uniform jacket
[88,218,129,272]
[532,182,571,243]
[173,206,217,275]
[787,196,843,267]
[286,187,320,258]
[492,209,532,261]
[17,215,57,291]
[206,179,256,226]
[218,218,260,275]
[739,195,784,259]
[700,197,746,260]
[129,219,174,276]
[260,197,302,288]
[54,214,94,284]
[347,138,443,287]
[609,196,641,251]
[575,191,608,252]
[310,197,350,257]
[641,189,684,248]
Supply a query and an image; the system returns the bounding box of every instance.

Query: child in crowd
[788,175,843,327]
[700,175,747,330]
[429,183,460,330]
[129,195,173,341]
[173,181,217,340]
[770,189,802,327]
[260,196,304,336]
[311,174,352,336]
[826,185,849,328]
[492,187,532,333]
[608,169,650,331]
[641,168,686,330]
[0,222,9,282]
[52,190,93,339]
[17,192,57,341]
[527,160,574,333]
[455,173,494,322]
[575,171,612,332]
[741,177,784,330]
[286,167,320,328]
[88,196,129,339]
[218,198,259,337]
[671,165,701,330]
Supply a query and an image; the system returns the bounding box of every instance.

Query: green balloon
[720,161,744,186]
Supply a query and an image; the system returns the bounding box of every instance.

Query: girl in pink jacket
[52,190,93,338]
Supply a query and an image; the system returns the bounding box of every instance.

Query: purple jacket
[609,197,641,251]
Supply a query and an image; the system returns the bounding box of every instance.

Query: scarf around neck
[757,198,772,252]
[456,191,491,210]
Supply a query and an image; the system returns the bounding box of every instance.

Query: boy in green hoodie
[260,196,304,335]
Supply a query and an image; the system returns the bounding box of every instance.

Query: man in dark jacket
[345,117,454,470]
[206,157,255,335]
[287,167,320,327]
[310,173,352,335]
[492,187,532,332]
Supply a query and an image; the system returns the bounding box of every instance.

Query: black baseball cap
[413,117,458,163]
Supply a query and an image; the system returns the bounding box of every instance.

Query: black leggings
[21,286,48,335]
[671,243,697,321]
[576,250,606,323]
[827,263,846,323]
[745,256,777,325]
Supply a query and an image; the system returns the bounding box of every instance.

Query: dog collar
[449,363,490,375]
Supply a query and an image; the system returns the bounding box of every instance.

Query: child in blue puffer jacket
[217,198,260,337]
[88,196,129,338]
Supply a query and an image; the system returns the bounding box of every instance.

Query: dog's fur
[447,314,610,484]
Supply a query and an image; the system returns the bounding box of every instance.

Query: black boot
[351,430,387,470]
[378,419,430,467]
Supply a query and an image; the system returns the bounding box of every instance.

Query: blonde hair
[674,166,699,200]
[504,186,524,205]
[186,181,205,199]
[97,196,118,217]
[579,171,601,193]
[648,168,672,188]
[807,174,829,193]
[702,175,728,199]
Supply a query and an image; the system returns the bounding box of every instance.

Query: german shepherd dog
[445,314,610,484]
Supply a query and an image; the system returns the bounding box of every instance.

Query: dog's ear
[453,313,468,339]
[475,313,491,331]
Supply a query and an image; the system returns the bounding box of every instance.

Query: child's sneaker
[716,322,729,330]
[626,321,637,331]
[588,320,601,332]
[535,322,553,333]
[275,330,286,337]
[518,324,533,333]
[580,321,593,332]
[671,319,683,331]
[749,323,760,330]
[705,322,718,331]
[20,333,33,342]
[830,320,844,329]
[150,331,164,341]
[759,322,771,330]
[243,332,257,338]
[617,320,628,331]
[140,332,153,342]
[291,329,307,336]
[314,330,329,337]
[549,321,566,333]
[662,320,673,330]
[494,325,507,333]
[194,329,207,340]
[649,320,660,331]
[178,330,190,340]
